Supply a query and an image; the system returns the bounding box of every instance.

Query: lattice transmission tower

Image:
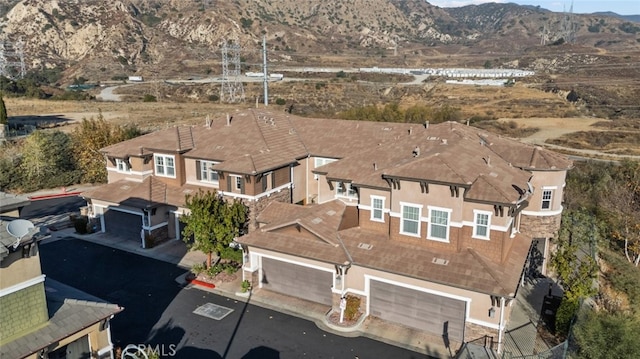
[0,37,26,79]
[220,39,245,103]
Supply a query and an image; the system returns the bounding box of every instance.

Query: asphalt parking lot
[40,238,427,359]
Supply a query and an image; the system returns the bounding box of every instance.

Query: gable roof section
[238,201,350,265]
[477,132,573,171]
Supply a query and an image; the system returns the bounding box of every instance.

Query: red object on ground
[190,278,215,289]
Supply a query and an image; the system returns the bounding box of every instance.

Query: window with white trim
[314,157,337,168]
[115,159,131,173]
[154,154,175,177]
[401,203,421,237]
[541,189,553,210]
[428,208,450,242]
[336,182,357,198]
[371,196,385,222]
[234,176,242,190]
[473,211,491,239]
[199,160,219,184]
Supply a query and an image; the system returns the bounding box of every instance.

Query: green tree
[19,130,77,190]
[572,311,640,358]
[0,94,7,125]
[71,113,142,183]
[180,190,248,268]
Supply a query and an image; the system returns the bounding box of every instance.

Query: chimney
[441,139,448,145]
[373,162,378,171]
[226,113,230,126]
[424,121,429,129]
[412,146,420,157]
[408,127,413,135]
[485,156,491,166]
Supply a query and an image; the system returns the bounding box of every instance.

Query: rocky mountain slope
[0,0,638,82]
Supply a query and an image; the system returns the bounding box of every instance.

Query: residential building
[0,213,123,359]
[83,109,571,349]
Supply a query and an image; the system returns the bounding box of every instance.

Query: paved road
[39,239,425,359]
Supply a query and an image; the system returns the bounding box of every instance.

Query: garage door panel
[370,280,465,341]
[103,208,141,241]
[262,258,332,306]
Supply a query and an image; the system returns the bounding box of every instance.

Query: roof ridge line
[467,248,510,294]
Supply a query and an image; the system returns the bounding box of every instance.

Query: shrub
[73,216,89,234]
[555,296,579,337]
[208,94,219,102]
[344,294,361,321]
[220,247,242,263]
[275,98,286,105]
[241,279,251,293]
[143,94,157,102]
[336,70,347,78]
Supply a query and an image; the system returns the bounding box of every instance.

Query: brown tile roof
[101,110,570,179]
[83,178,203,208]
[238,200,531,297]
[316,122,532,204]
[339,227,530,297]
[238,201,351,265]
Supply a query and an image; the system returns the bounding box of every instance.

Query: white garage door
[261,258,333,306]
[370,280,466,341]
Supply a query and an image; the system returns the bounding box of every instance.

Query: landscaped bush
[73,215,89,234]
[344,294,361,321]
[555,296,579,337]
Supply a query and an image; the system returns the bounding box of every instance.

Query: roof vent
[358,242,373,250]
[412,146,420,157]
[432,257,449,266]
[326,210,336,216]
[441,139,448,145]
[311,217,323,224]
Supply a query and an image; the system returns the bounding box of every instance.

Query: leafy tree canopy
[180,190,248,268]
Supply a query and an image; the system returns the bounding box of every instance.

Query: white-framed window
[154,154,175,178]
[541,189,553,210]
[200,160,219,184]
[314,157,337,168]
[473,210,492,240]
[233,175,242,190]
[115,158,131,173]
[400,203,422,237]
[428,207,451,242]
[336,182,357,198]
[371,196,385,222]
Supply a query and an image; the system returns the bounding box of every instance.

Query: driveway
[39,238,425,359]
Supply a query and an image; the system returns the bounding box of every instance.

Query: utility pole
[262,35,268,106]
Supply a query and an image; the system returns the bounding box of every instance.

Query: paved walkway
[503,278,564,357]
[42,226,456,358]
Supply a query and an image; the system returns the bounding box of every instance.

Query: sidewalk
[43,227,457,358]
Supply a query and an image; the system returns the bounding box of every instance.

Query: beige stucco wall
[527,170,567,213]
[21,321,112,359]
[292,158,308,204]
[0,249,42,290]
[106,156,151,183]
